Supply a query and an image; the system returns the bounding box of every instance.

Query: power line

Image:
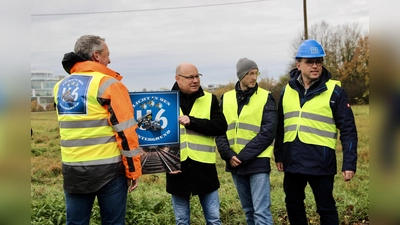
[31,0,270,17]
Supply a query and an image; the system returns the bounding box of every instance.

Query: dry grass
[31,106,370,224]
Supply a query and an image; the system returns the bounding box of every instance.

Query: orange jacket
[70,61,142,179]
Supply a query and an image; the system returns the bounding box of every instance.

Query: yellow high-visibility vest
[282,80,340,149]
[179,92,216,164]
[223,88,274,158]
[54,72,121,165]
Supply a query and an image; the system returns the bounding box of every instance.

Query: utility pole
[303,0,308,40]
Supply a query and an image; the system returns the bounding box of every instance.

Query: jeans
[283,172,338,225]
[64,174,128,225]
[171,190,221,225]
[232,173,273,225]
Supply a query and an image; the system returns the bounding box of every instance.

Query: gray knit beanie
[236,58,258,80]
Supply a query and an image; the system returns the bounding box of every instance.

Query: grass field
[31,105,369,224]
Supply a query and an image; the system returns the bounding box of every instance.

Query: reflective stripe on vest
[223,88,274,158]
[179,92,216,164]
[54,72,121,164]
[282,80,340,149]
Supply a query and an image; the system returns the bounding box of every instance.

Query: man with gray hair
[216,58,277,224]
[54,35,142,225]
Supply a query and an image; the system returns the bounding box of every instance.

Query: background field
[31,105,369,225]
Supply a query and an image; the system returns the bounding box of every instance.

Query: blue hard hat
[295,39,325,59]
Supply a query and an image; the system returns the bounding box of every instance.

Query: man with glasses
[166,62,227,225]
[274,39,358,225]
[216,58,277,225]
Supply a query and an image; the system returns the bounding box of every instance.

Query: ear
[92,51,99,62]
[296,61,301,69]
[175,75,179,82]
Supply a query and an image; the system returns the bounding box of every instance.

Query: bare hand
[342,170,355,181]
[179,115,190,126]
[127,178,139,193]
[276,162,284,172]
[230,156,241,167]
[168,170,182,174]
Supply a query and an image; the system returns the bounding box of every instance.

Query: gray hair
[74,35,105,60]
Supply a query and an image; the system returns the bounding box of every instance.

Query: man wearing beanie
[216,58,277,224]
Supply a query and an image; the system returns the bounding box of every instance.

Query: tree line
[213,21,369,105]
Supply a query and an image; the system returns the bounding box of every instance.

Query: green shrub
[31,147,48,156]
[31,196,66,225]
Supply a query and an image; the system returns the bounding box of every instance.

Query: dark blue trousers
[64,174,128,225]
[283,172,339,225]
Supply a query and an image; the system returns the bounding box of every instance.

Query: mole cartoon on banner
[130,91,180,174]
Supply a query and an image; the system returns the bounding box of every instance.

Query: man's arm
[274,89,285,171]
[98,77,142,182]
[332,85,358,180]
[215,94,237,162]
[237,93,277,162]
[186,94,228,136]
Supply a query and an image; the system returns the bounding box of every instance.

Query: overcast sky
[31,0,369,92]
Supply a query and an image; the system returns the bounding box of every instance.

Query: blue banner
[129,91,180,146]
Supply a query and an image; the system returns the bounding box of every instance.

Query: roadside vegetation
[31,105,368,224]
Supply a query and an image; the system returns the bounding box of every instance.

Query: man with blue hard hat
[274,39,358,225]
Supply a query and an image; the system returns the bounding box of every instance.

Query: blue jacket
[274,67,358,175]
[216,82,277,175]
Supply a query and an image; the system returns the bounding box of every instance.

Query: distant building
[53,75,67,81]
[31,70,66,109]
[206,84,221,92]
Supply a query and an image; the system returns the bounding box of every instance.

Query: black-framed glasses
[178,73,202,80]
[304,58,323,67]
[246,71,260,77]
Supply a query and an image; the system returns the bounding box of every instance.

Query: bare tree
[284,21,367,103]
[337,35,369,104]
